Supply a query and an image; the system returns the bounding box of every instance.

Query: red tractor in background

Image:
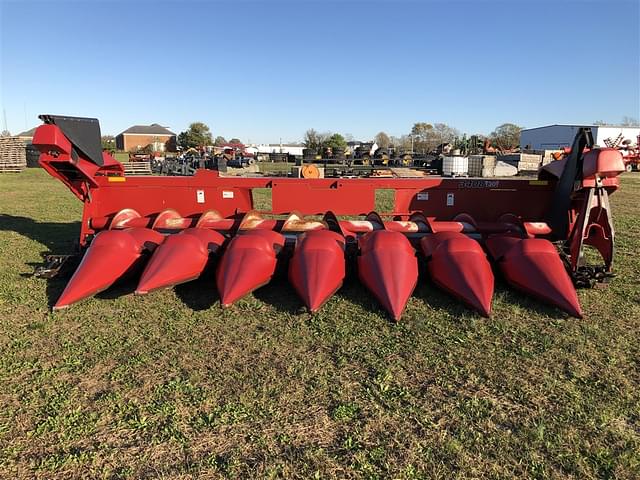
[620,135,640,172]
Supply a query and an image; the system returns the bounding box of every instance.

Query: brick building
[115,124,176,152]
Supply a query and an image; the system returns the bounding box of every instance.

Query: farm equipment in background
[154,143,256,175]
[352,142,379,165]
[33,115,625,320]
[615,135,640,172]
[562,134,640,172]
[216,143,255,168]
[128,151,153,162]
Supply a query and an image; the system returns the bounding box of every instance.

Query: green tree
[490,123,522,150]
[177,122,213,149]
[374,131,390,148]
[214,136,227,146]
[101,135,115,150]
[325,133,347,150]
[229,138,242,144]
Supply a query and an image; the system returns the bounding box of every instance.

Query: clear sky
[1,0,639,143]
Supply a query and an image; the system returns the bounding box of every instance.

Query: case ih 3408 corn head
[33,115,625,320]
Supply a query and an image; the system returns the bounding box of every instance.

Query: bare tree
[410,122,433,153]
[490,123,522,150]
[431,123,460,149]
[304,129,322,150]
[621,116,639,126]
[410,122,460,152]
[304,129,334,150]
[389,135,413,151]
[374,131,390,148]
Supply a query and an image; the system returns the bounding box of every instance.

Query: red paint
[216,230,285,307]
[289,230,346,312]
[486,236,582,318]
[136,228,225,294]
[358,230,418,321]
[421,232,494,317]
[54,228,163,309]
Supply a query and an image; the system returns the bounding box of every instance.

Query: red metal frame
[33,118,631,318]
[34,122,623,278]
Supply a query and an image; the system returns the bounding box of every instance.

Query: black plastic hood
[39,114,104,166]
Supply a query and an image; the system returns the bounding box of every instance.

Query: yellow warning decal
[529,180,548,186]
[108,177,126,182]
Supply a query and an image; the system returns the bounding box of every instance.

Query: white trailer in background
[520,124,640,150]
[254,144,305,156]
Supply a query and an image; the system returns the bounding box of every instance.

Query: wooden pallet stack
[499,153,543,174]
[0,136,27,173]
[121,161,152,176]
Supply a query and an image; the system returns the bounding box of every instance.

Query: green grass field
[1,169,639,479]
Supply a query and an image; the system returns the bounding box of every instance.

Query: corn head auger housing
[33,115,625,319]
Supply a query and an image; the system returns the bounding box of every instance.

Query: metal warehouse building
[520,124,640,150]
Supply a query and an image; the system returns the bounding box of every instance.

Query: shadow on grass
[82,262,220,311]
[253,276,304,315]
[0,214,80,252]
[174,270,219,311]
[492,279,576,319]
[1,214,83,308]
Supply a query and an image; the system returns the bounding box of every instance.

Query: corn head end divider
[33,115,625,320]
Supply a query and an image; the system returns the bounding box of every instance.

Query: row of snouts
[54,225,582,320]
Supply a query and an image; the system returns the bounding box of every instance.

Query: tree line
[177,122,241,149]
[171,117,640,152]
[174,121,523,152]
[303,122,523,154]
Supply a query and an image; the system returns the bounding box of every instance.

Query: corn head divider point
[34,114,625,320]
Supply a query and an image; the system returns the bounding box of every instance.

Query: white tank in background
[442,156,468,176]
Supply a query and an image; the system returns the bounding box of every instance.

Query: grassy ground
[257,161,292,173]
[0,169,639,479]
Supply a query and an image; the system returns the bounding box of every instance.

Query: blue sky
[1,0,639,143]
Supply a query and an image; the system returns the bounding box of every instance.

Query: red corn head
[358,230,418,321]
[289,230,346,312]
[486,236,582,318]
[421,232,494,317]
[54,228,164,310]
[135,228,226,294]
[216,229,285,307]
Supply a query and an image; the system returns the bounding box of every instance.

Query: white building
[520,124,640,150]
[254,144,305,156]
